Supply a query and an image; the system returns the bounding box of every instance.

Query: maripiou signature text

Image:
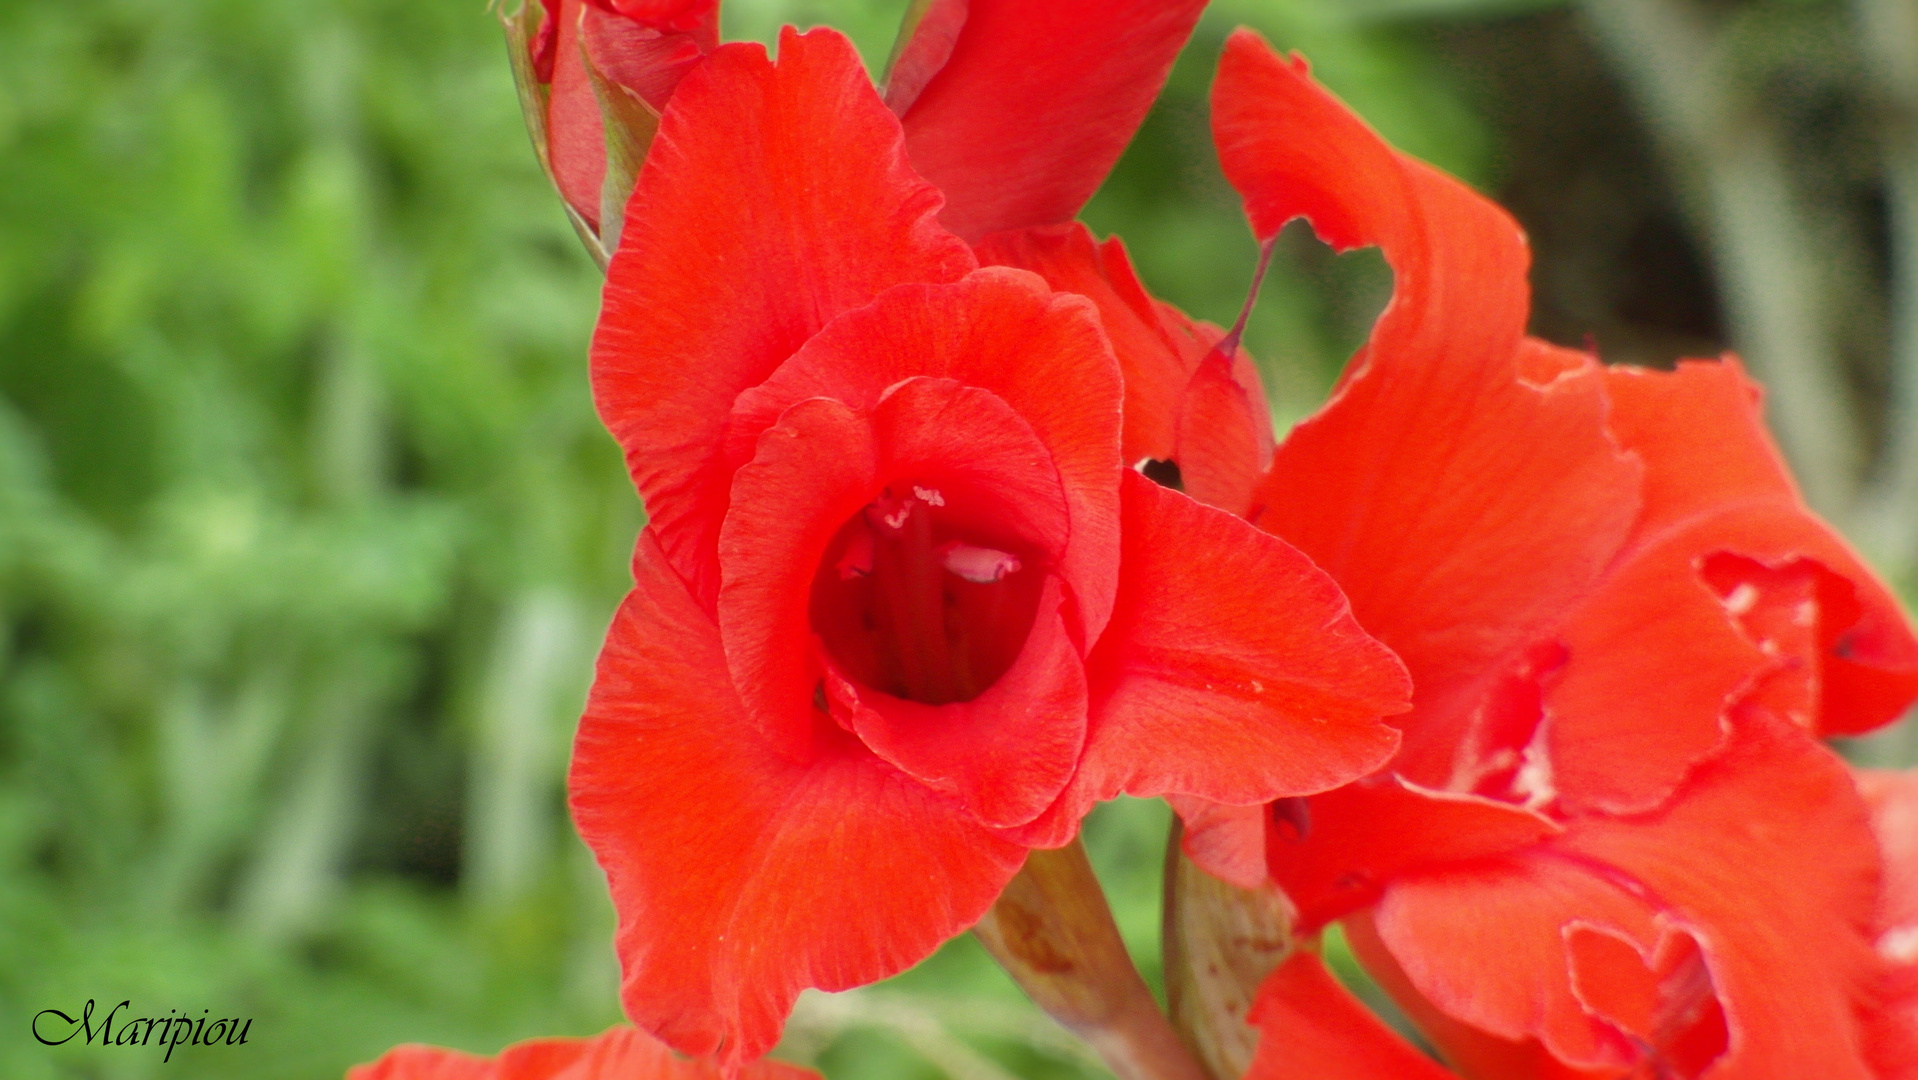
[32,999,251,1063]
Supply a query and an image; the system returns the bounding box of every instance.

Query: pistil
[867,492,961,705]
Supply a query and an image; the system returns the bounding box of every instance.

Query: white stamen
[1880,924,1918,965]
[1513,719,1558,810]
[1722,582,1759,616]
[939,542,1021,583]
[912,486,945,507]
[883,506,911,530]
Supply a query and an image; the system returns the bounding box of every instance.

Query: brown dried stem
[1161,817,1294,1080]
[973,839,1209,1080]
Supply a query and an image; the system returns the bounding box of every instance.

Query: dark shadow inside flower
[809,481,1046,706]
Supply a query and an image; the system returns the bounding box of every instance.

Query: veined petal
[1858,769,1918,1078]
[1263,778,1559,933]
[975,224,1191,465]
[715,397,878,758]
[1257,338,1640,789]
[1372,718,1881,1078]
[592,27,975,606]
[350,1045,497,1080]
[1546,359,1918,812]
[1343,917,1595,1080]
[880,0,966,116]
[1212,31,1530,393]
[546,0,607,227]
[895,0,1209,241]
[1169,796,1267,891]
[571,533,1023,1065]
[580,9,705,113]
[587,0,718,38]
[1375,852,1669,1070]
[830,574,1086,829]
[726,269,1122,641]
[349,1026,819,1079]
[1613,362,1918,731]
[1012,472,1406,847]
[1242,950,1458,1080]
[1174,350,1274,519]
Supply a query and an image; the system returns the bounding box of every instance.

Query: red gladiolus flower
[1244,716,1882,1079]
[346,1026,816,1080]
[570,26,1412,1068]
[1160,30,1918,1078]
[522,0,1207,244]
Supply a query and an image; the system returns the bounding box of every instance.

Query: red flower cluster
[357,5,1918,1080]
[1163,32,1918,1080]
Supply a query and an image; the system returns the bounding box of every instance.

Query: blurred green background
[3,0,1914,1077]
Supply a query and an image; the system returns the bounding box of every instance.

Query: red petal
[1015,472,1406,847]
[590,0,718,37]
[1603,361,1918,737]
[714,396,878,758]
[1174,350,1274,519]
[1372,718,1882,1077]
[572,534,1024,1064]
[1219,23,1641,792]
[1257,338,1640,789]
[897,0,1209,241]
[1212,32,1530,392]
[546,0,607,227]
[1343,916,1593,1080]
[592,27,975,606]
[349,1045,497,1080]
[975,224,1190,464]
[1859,769,1918,1078]
[1564,922,1728,1079]
[726,268,1122,641]
[1169,796,1267,890]
[1242,949,1458,1080]
[1264,778,1559,933]
[1548,360,1918,812]
[533,0,560,82]
[1861,769,1918,956]
[1375,853,1665,1069]
[880,0,968,116]
[349,1027,820,1080]
[580,8,705,113]
[717,378,1085,827]
[829,574,1085,829]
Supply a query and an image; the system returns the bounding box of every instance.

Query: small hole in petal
[1139,458,1184,491]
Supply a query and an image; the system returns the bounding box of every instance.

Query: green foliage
[0,0,631,1074]
[0,1,1496,1077]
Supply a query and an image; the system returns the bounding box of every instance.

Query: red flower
[346,1026,815,1080]
[516,0,1207,249]
[1245,717,1882,1079]
[570,27,1412,1068]
[1160,30,1918,1078]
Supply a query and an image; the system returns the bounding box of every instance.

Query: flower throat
[810,485,1041,706]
